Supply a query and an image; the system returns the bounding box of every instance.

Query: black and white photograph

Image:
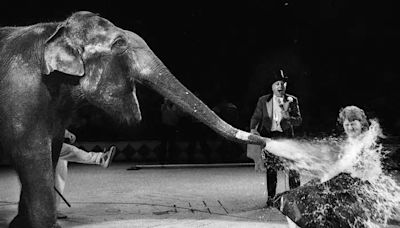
[1,1,400,227]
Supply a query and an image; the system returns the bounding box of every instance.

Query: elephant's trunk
[136,50,267,147]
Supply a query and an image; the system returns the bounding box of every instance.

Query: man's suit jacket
[250,93,302,137]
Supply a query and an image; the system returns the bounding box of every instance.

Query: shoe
[57,211,67,219]
[100,146,116,168]
[265,196,274,208]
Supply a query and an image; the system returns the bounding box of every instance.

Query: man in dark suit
[250,69,302,206]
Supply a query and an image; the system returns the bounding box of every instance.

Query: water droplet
[266,120,400,225]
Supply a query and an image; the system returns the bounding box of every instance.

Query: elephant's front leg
[8,135,60,228]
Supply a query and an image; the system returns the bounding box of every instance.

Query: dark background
[1,0,400,141]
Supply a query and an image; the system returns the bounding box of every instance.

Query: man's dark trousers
[262,131,300,198]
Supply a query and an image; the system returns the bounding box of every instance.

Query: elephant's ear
[43,23,85,76]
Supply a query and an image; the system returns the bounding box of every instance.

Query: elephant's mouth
[101,76,135,98]
[106,93,142,124]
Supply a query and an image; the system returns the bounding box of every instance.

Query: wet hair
[338,106,369,132]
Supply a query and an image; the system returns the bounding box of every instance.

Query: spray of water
[264,120,400,227]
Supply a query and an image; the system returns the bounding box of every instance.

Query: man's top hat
[270,69,288,85]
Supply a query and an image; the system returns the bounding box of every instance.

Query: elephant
[0,11,268,228]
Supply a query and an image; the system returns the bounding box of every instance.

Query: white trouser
[55,143,103,207]
[59,143,103,164]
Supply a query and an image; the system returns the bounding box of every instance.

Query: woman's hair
[338,106,369,132]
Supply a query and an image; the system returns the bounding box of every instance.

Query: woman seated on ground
[272,106,398,228]
[324,105,376,181]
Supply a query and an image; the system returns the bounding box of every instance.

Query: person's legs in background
[55,144,116,219]
[266,167,277,206]
[263,131,283,207]
[55,159,68,219]
[60,144,116,168]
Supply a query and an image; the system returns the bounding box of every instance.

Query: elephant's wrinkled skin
[0,12,267,228]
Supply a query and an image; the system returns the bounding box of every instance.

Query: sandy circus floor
[1,164,399,227]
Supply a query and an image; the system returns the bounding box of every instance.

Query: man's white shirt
[271,95,284,132]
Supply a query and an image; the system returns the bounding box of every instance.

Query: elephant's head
[44,11,266,146]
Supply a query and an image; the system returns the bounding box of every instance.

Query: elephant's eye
[112,37,127,51]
